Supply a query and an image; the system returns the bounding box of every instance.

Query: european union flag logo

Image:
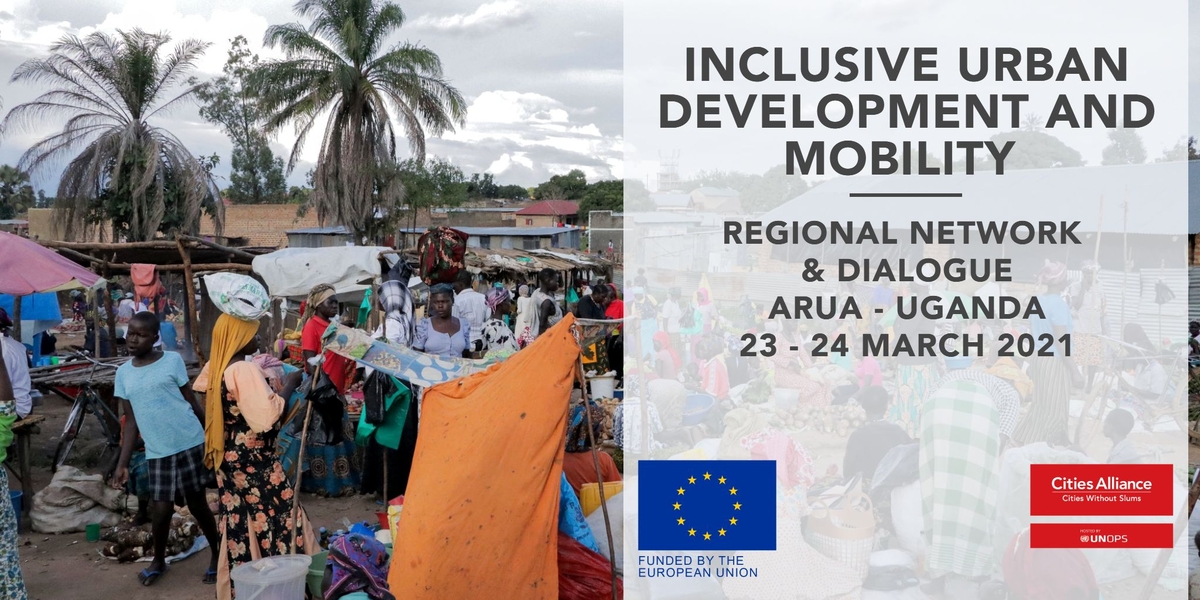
[638,460,776,551]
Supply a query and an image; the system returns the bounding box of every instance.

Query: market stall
[39,235,262,361]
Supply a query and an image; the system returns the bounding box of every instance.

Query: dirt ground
[12,389,383,600]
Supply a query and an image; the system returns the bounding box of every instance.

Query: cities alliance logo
[638,460,776,551]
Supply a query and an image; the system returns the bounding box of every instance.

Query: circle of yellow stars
[672,471,742,541]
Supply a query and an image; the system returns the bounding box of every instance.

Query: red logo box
[1029,464,1173,516]
[1029,523,1173,549]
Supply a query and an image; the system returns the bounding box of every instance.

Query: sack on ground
[32,466,136,533]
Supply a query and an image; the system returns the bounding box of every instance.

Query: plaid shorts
[146,443,209,503]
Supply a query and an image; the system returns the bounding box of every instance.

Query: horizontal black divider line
[848,192,963,198]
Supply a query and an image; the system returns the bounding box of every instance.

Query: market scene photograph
[0,0,1198,600]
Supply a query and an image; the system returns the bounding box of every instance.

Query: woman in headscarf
[513,284,534,348]
[652,330,681,381]
[919,378,1002,596]
[300,283,354,394]
[695,288,718,334]
[296,283,361,497]
[1012,261,1077,446]
[413,284,472,359]
[561,402,621,497]
[481,287,520,359]
[0,334,28,599]
[374,279,414,347]
[194,314,316,600]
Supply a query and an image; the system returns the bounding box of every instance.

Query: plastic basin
[230,555,311,600]
[306,552,327,598]
[682,394,715,426]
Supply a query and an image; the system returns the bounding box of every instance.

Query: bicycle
[50,352,122,473]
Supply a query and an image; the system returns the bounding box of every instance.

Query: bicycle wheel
[52,392,89,472]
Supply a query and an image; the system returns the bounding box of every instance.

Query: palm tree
[252,0,467,242]
[2,29,221,241]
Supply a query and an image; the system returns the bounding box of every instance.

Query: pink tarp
[0,232,101,295]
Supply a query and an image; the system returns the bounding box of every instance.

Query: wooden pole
[581,365,618,600]
[11,295,20,345]
[178,235,259,261]
[102,263,116,358]
[91,289,102,356]
[177,240,204,363]
[289,400,315,555]
[379,280,389,503]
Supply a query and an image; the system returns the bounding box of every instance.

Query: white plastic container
[588,374,617,399]
[230,555,312,600]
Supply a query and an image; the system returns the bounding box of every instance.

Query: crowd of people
[618,261,1180,597]
[0,261,622,600]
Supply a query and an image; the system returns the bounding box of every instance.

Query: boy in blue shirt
[111,312,220,586]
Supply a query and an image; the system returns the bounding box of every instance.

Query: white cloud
[437,89,621,183]
[486,151,533,173]
[408,1,530,34]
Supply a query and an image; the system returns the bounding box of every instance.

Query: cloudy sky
[0,0,622,193]
[0,0,1194,196]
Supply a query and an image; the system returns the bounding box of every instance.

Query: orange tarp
[387,314,580,599]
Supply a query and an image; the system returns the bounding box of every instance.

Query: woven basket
[805,482,875,578]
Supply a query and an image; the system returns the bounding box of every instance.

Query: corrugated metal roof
[399,226,579,236]
[763,163,1187,235]
[286,225,351,235]
[515,200,579,216]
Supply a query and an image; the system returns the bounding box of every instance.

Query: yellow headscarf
[302,284,337,328]
[203,313,261,470]
[986,357,1034,398]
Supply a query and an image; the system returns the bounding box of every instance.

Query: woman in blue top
[413,284,472,359]
[1012,261,1078,446]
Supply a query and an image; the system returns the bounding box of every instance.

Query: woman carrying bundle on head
[194,283,316,599]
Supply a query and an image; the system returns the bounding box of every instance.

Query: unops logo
[1084,534,1128,543]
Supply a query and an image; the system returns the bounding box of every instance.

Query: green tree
[534,169,588,200]
[467,172,498,198]
[251,0,466,242]
[397,157,468,235]
[976,130,1085,170]
[740,164,809,212]
[0,165,35,219]
[623,178,653,212]
[194,36,288,204]
[578,179,623,214]
[1157,137,1190,162]
[1101,128,1147,165]
[494,184,529,201]
[2,29,221,241]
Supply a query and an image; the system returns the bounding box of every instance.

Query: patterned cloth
[0,469,28,599]
[214,376,311,600]
[481,318,519,359]
[888,363,936,437]
[377,280,414,348]
[614,398,663,455]
[327,533,394,600]
[146,443,209,502]
[322,321,506,388]
[933,369,1020,438]
[301,408,361,497]
[557,473,599,553]
[1011,358,1072,446]
[920,379,1000,578]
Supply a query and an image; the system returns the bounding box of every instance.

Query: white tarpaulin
[251,246,399,298]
